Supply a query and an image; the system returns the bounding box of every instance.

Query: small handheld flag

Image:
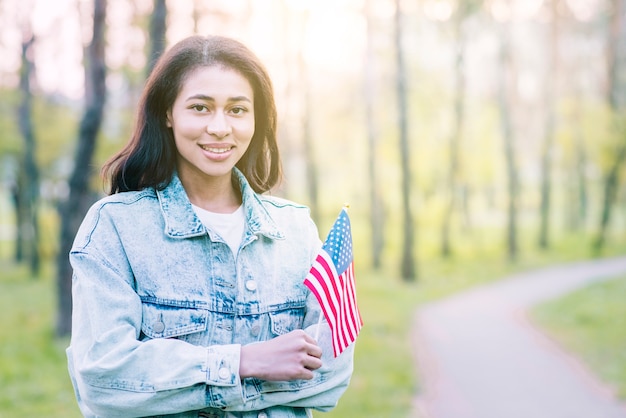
[304,207,363,357]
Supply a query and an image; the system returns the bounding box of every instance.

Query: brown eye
[190,104,208,112]
[230,106,248,115]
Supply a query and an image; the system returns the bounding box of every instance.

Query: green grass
[531,275,626,399]
[2,229,626,417]
[0,262,81,417]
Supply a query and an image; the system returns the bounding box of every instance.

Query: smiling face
[166,65,255,192]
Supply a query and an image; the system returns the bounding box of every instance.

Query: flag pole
[314,310,323,341]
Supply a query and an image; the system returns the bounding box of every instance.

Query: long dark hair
[103,35,281,194]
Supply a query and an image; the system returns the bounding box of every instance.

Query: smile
[199,145,234,154]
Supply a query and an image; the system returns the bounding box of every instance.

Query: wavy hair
[102,35,281,194]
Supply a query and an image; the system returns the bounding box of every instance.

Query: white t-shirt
[192,204,245,257]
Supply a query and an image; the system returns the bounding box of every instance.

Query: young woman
[66,35,354,418]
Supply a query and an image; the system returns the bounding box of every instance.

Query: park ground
[1,231,626,417]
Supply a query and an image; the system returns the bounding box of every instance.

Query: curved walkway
[412,256,626,418]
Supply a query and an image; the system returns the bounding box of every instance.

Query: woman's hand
[239,330,323,381]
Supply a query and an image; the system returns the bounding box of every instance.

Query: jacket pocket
[141,302,208,342]
[269,307,305,337]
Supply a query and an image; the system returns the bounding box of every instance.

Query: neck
[178,170,241,214]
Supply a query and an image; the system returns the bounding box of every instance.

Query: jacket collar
[156,168,284,240]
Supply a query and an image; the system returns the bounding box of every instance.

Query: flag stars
[323,210,353,273]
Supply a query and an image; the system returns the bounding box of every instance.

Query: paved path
[412,256,626,418]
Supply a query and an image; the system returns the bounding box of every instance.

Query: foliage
[531,275,626,399]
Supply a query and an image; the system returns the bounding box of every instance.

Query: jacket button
[257,412,268,418]
[218,367,230,380]
[250,324,260,337]
[245,280,257,291]
[153,321,165,333]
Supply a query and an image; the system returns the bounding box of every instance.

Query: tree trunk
[594,143,626,251]
[56,0,107,337]
[568,90,588,230]
[16,30,41,276]
[146,0,166,77]
[11,178,24,263]
[497,22,519,262]
[364,0,384,269]
[295,11,319,224]
[441,12,466,258]
[538,0,559,250]
[594,0,626,252]
[395,0,416,281]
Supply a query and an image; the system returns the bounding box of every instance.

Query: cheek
[237,118,256,140]
[172,115,204,139]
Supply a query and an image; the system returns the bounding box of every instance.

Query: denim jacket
[66,169,354,418]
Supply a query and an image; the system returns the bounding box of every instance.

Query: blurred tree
[15,27,41,275]
[364,0,384,269]
[296,8,319,224]
[440,0,481,258]
[146,0,166,77]
[496,16,519,261]
[395,0,416,281]
[571,99,589,229]
[56,0,107,337]
[538,0,560,250]
[562,11,591,232]
[594,0,626,251]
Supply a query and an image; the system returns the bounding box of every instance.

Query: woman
[66,35,354,418]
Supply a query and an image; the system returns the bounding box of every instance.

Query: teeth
[201,145,232,154]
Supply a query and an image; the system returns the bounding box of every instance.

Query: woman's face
[167,65,255,185]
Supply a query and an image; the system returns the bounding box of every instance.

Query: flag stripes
[304,208,362,357]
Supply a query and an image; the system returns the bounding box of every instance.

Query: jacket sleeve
[221,291,355,413]
[223,212,355,413]
[66,204,247,417]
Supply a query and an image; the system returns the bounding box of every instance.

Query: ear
[166,110,172,128]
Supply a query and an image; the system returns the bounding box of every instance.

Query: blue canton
[322,209,353,274]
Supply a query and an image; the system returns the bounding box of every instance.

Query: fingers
[293,330,323,375]
[239,329,324,381]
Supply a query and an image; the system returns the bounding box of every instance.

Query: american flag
[304,208,363,357]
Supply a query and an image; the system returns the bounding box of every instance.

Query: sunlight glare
[166,0,195,44]
[513,0,544,19]
[0,0,21,81]
[32,0,84,98]
[488,0,512,22]
[370,0,395,20]
[566,0,600,21]
[488,0,544,22]
[303,6,365,74]
[423,0,455,22]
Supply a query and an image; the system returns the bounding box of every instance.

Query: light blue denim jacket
[66,169,354,418]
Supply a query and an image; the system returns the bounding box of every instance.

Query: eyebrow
[186,94,252,103]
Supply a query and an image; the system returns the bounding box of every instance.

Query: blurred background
[0,0,625,416]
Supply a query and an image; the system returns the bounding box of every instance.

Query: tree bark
[395,0,416,281]
[56,0,107,337]
[538,0,559,250]
[594,0,626,252]
[146,0,166,77]
[497,22,519,261]
[441,11,466,258]
[16,30,41,276]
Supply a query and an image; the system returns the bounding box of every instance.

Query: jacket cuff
[205,344,244,408]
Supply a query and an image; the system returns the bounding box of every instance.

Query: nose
[206,112,231,139]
